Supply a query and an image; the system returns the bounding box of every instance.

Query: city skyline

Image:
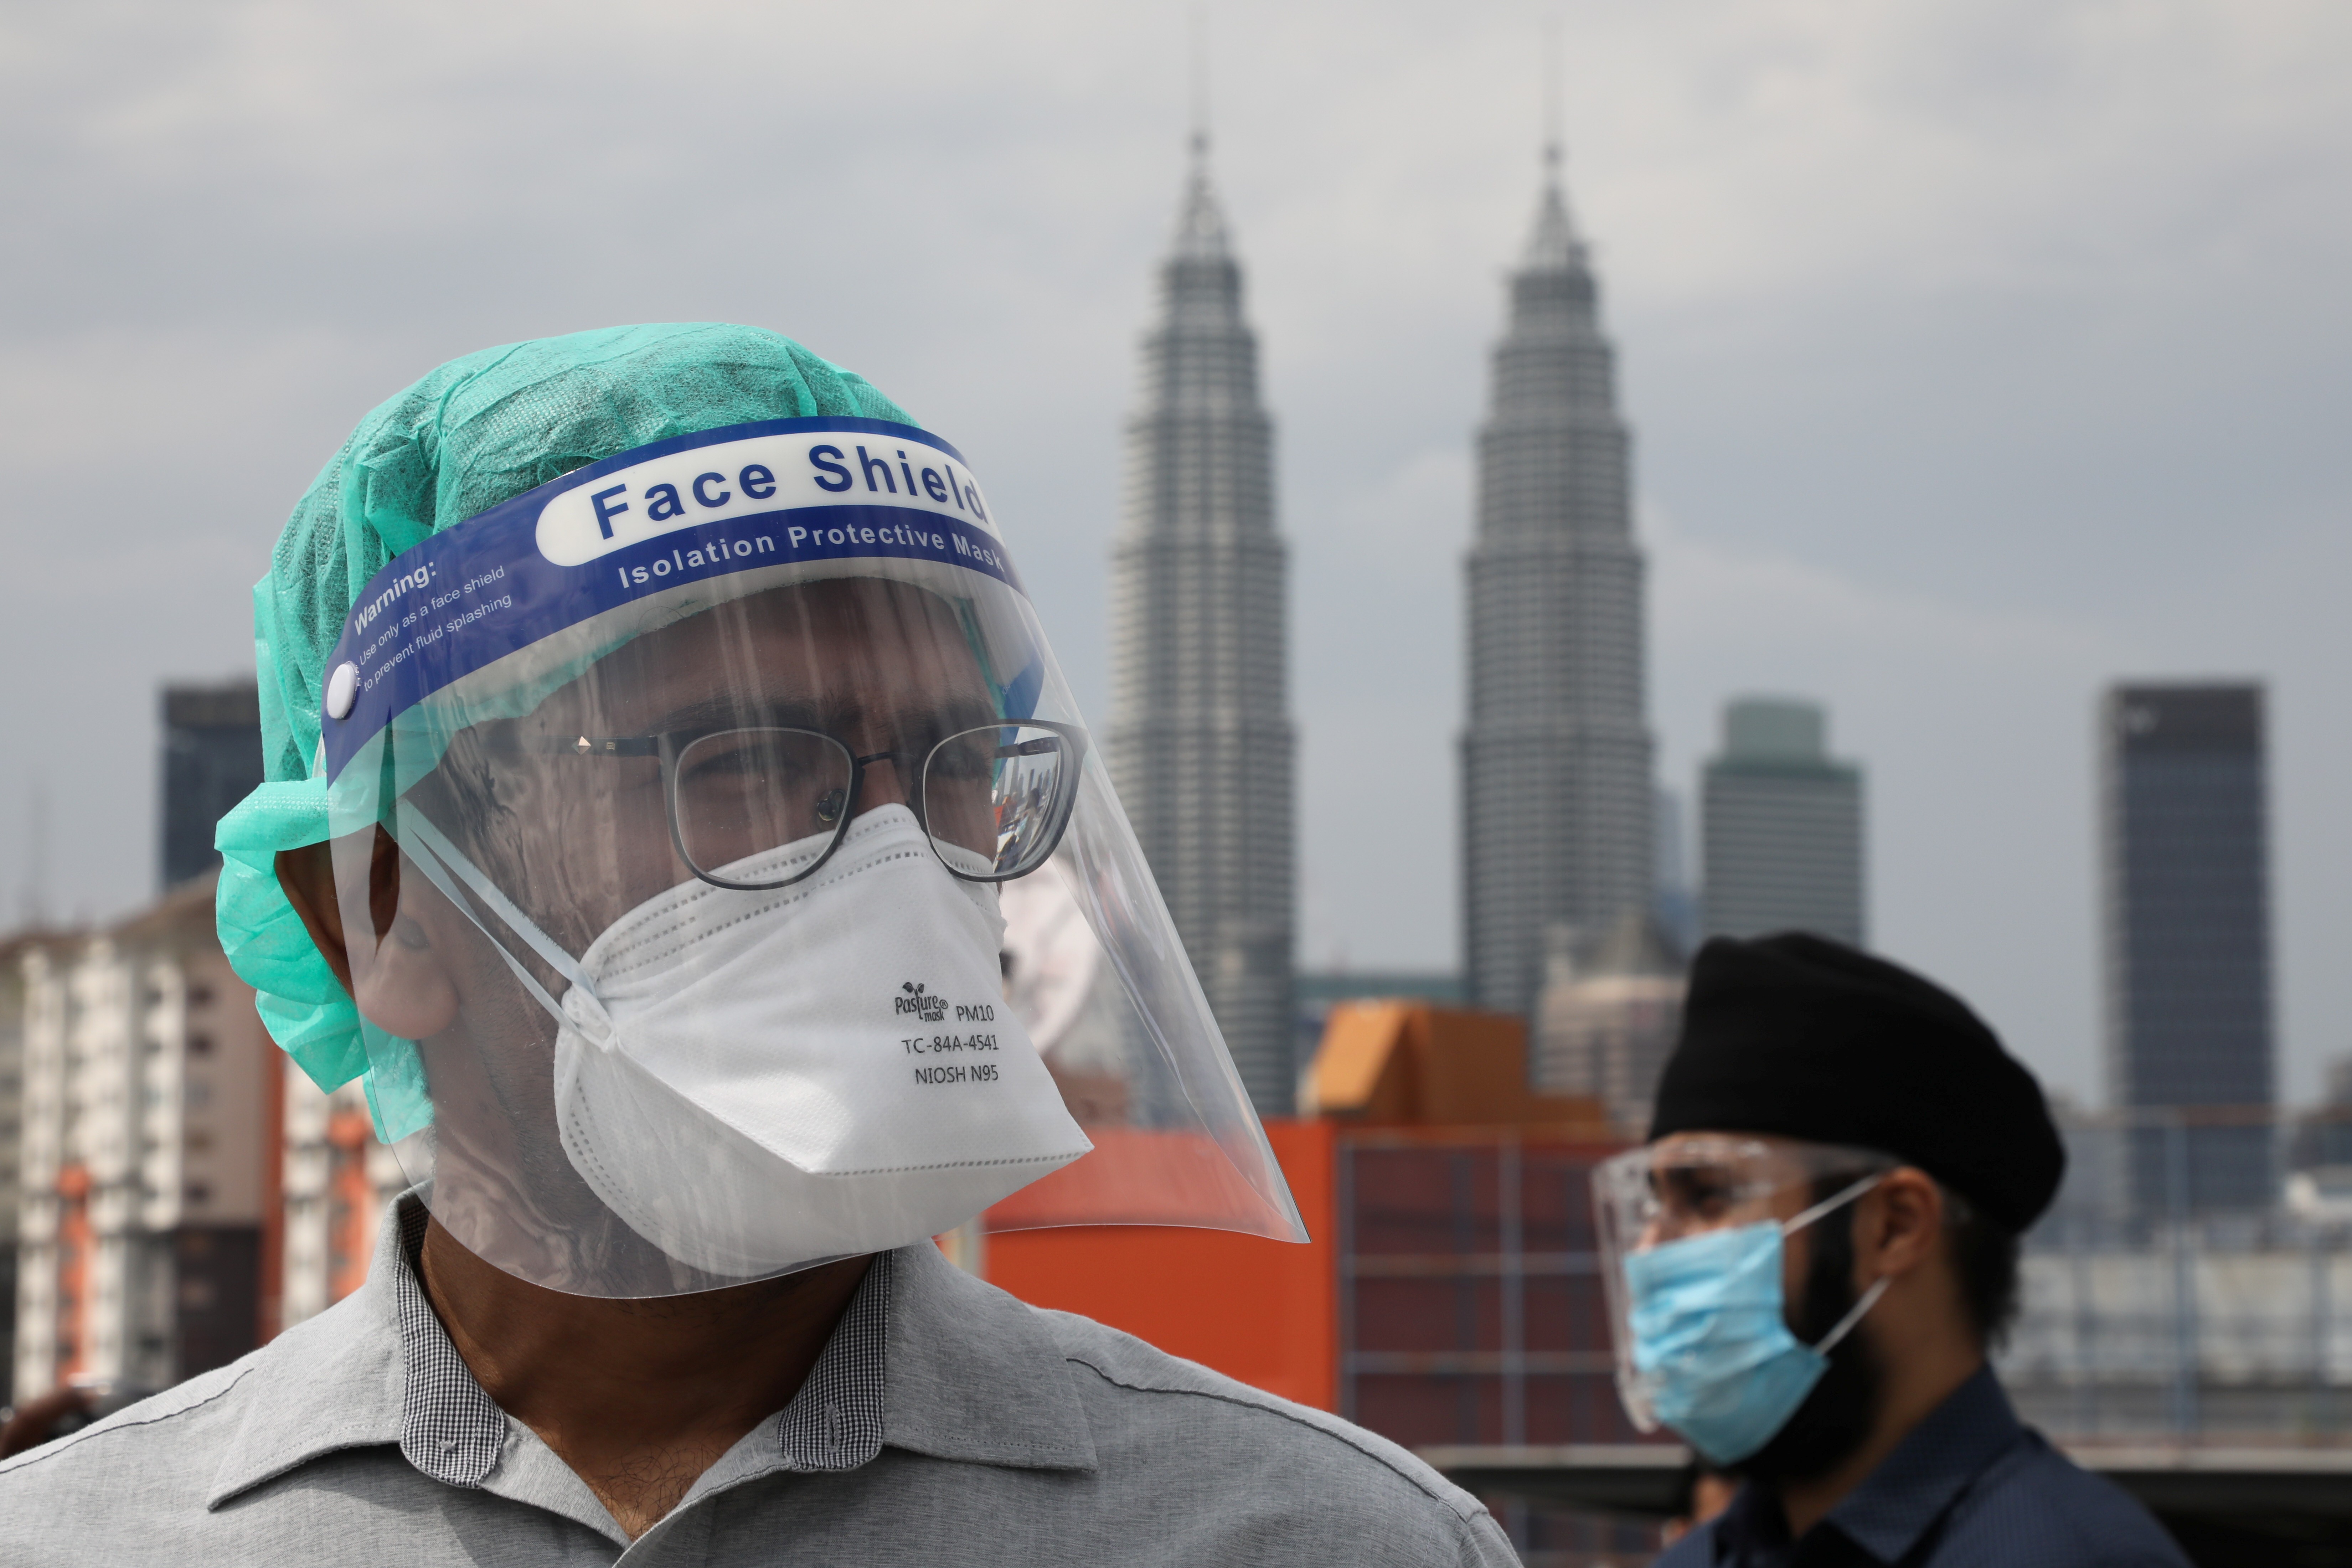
[1,5,2348,1109]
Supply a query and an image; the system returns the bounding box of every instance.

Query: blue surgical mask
[1622,1176,1889,1465]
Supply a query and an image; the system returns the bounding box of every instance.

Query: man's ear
[275,834,458,1041]
[1852,1168,1946,1284]
[276,841,354,993]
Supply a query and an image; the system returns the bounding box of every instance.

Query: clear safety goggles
[314,416,1305,1298]
[1593,1135,1898,1247]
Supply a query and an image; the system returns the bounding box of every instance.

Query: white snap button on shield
[325,660,359,720]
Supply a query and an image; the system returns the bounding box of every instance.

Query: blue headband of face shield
[1621,1174,1891,1465]
[316,416,1038,785]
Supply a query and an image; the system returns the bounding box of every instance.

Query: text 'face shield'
[319,417,1305,1297]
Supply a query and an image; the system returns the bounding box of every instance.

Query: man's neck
[1773,1346,1984,1541]
[417,1219,874,1540]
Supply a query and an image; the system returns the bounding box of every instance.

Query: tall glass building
[1108,136,1295,1118]
[1701,697,1866,948]
[160,681,263,891]
[1461,144,1652,1021]
[2101,683,2276,1215]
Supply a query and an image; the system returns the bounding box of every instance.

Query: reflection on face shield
[314,415,1304,1299]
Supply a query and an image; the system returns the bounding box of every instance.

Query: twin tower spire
[1107,128,1291,1116]
[1107,122,1649,1116]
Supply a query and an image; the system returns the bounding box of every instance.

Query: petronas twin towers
[1461,149,1654,1021]
[1107,134,1650,1117]
[1109,136,1295,1117]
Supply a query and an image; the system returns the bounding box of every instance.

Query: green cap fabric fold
[214,324,912,1137]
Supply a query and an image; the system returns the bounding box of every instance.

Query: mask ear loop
[1781,1171,1885,1236]
[1781,1170,1894,1357]
[1815,1275,1892,1356]
[396,801,590,1031]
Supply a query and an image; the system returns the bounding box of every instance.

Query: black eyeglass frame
[541,717,1089,893]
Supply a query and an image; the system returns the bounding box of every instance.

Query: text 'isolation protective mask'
[318,415,1304,1296]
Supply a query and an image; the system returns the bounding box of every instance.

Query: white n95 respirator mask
[402,803,1090,1279]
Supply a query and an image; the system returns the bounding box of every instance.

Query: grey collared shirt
[0,1196,1514,1566]
[383,1200,894,1488]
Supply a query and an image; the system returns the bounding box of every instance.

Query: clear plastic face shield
[1592,1135,1896,1441]
[317,418,1305,1297]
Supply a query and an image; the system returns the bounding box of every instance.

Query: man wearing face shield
[1598,935,2187,1568]
[0,325,1519,1567]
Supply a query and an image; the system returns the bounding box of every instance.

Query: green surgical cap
[215,324,912,1132]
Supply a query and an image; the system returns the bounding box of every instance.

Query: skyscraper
[1108,135,1294,1118]
[160,681,263,891]
[2102,683,2275,1214]
[1461,141,1652,1021]
[1701,697,1866,947]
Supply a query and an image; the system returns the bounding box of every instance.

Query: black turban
[1649,933,2064,1234]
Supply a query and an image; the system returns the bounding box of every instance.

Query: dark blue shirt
[1656,1368,2189,1568]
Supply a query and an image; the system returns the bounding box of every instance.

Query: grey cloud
[2,0,2347,1102]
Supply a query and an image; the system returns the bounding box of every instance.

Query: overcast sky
[2,0,2347,1106]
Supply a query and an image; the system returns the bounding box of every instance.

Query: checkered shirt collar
[388,1198,893,1488]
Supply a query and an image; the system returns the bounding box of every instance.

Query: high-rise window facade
[161,681,263,891]
[2102,683,2275,1214]
[1701,697,1865,948]
[1108,139,1295,1118]
[1461,149,1652,1022]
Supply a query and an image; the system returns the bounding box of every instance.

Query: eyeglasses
[542,719,1087,891]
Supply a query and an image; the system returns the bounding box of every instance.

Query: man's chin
[1724,1330,1883,1486]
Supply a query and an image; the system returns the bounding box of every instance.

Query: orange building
[985,1002,1644,1451]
